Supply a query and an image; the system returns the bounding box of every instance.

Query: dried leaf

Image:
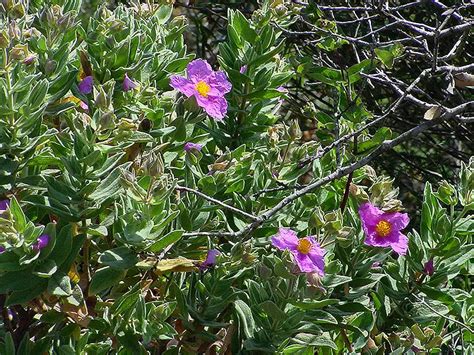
[423,106,443,120]
[454,73,474,88]
[154,257,198,274]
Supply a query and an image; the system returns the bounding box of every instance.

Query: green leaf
[89,267,126,295]
[292,333,337,350]
[148,230,183,253]
[234,299,255,338]
[47,272,72,296]
[98,247,138,270]
[33,260,58,278]
[9,197,27,233]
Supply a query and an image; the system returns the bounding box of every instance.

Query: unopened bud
[10,44,28,60]
[94,87,108,109]
[289,120,302,141]
[0,31,10,48]
[143,152,164,177]
[44,59,57,75]
[11,3,25,18]
[23,28,42,40]
[99,112,116,130]
[170,15,187,28]
[23,54,36,65]
[274,4,287,16]
[8,21,20,40]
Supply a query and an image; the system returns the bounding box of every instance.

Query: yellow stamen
[297,238,312,255]
[375,220,391,237]
[195,80,211,97]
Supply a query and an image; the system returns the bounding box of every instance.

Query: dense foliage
[0,1,473,354]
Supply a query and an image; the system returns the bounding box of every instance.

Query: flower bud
[44,59,57,75]
[8,21,20,40]
[94,86,108,109]
[23,54,36,65]
[143,152,164,177]
[288,120,302,141]
[11,3,25,18]
[23,28,42,40]
[436,180,457,205]
[0,31,10,48]
[10,44,28,61]
[99,112,116,130]
[170,15,187,28]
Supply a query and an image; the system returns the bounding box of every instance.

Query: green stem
[3,48,15,139]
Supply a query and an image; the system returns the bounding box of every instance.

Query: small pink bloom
[423,258,434,276]
[78,76,93,94]
[122,73,137,92]
[23,54,36,65]
[240,65,247,74]
[184,142,203,152]
[0,246,5,254]
[271,228,325,275]
[79,101,89,110]
[32,234,50,251]
[170,59,232,121]
[359,202,410,255]
[277,86,288,93]
[199,249,220,269]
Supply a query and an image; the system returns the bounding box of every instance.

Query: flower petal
[385,211,410,231]
[170,75,195,97]
[187,59,213,82]
[195,95,228,121]
[208,71,232,95]
[78,76,93,95]
[389,232,409,255]
[359,202,383,229]
[271,228,298,251]
[293,252,319,273]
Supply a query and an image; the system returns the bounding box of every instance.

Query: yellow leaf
[154,257,198,274]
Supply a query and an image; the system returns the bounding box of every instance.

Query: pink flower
[184,142,203,152]
[32,234,50,251]
[359,202,410,255]
[78,76,93,94]
[240,65,247,74]
[271,228,325,275]
[199,249,220,269]
[79,100,89,111]
[122,73,137,92]
[423,258,434,276]
[0,246,5,254]
[170,59,232,121]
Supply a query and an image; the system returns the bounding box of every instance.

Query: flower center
[195,80,211,97]
[375,220,391,237]
[297,238,312,255]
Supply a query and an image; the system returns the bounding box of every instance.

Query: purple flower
[271,228,325,275]
[359,202,410,256]
[0,199,9,213]
[170,59,232,121]
[199,249,220,269]
[240,65,247,74]
[32,234,50,251]
[423,258,434,276]
[122,73,137,92]
[184,142,203,152]
[277,86,288,93]
[0,246,5,254]
[78,76,93,95]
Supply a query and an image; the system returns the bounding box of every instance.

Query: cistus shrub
[0,1,473,354]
